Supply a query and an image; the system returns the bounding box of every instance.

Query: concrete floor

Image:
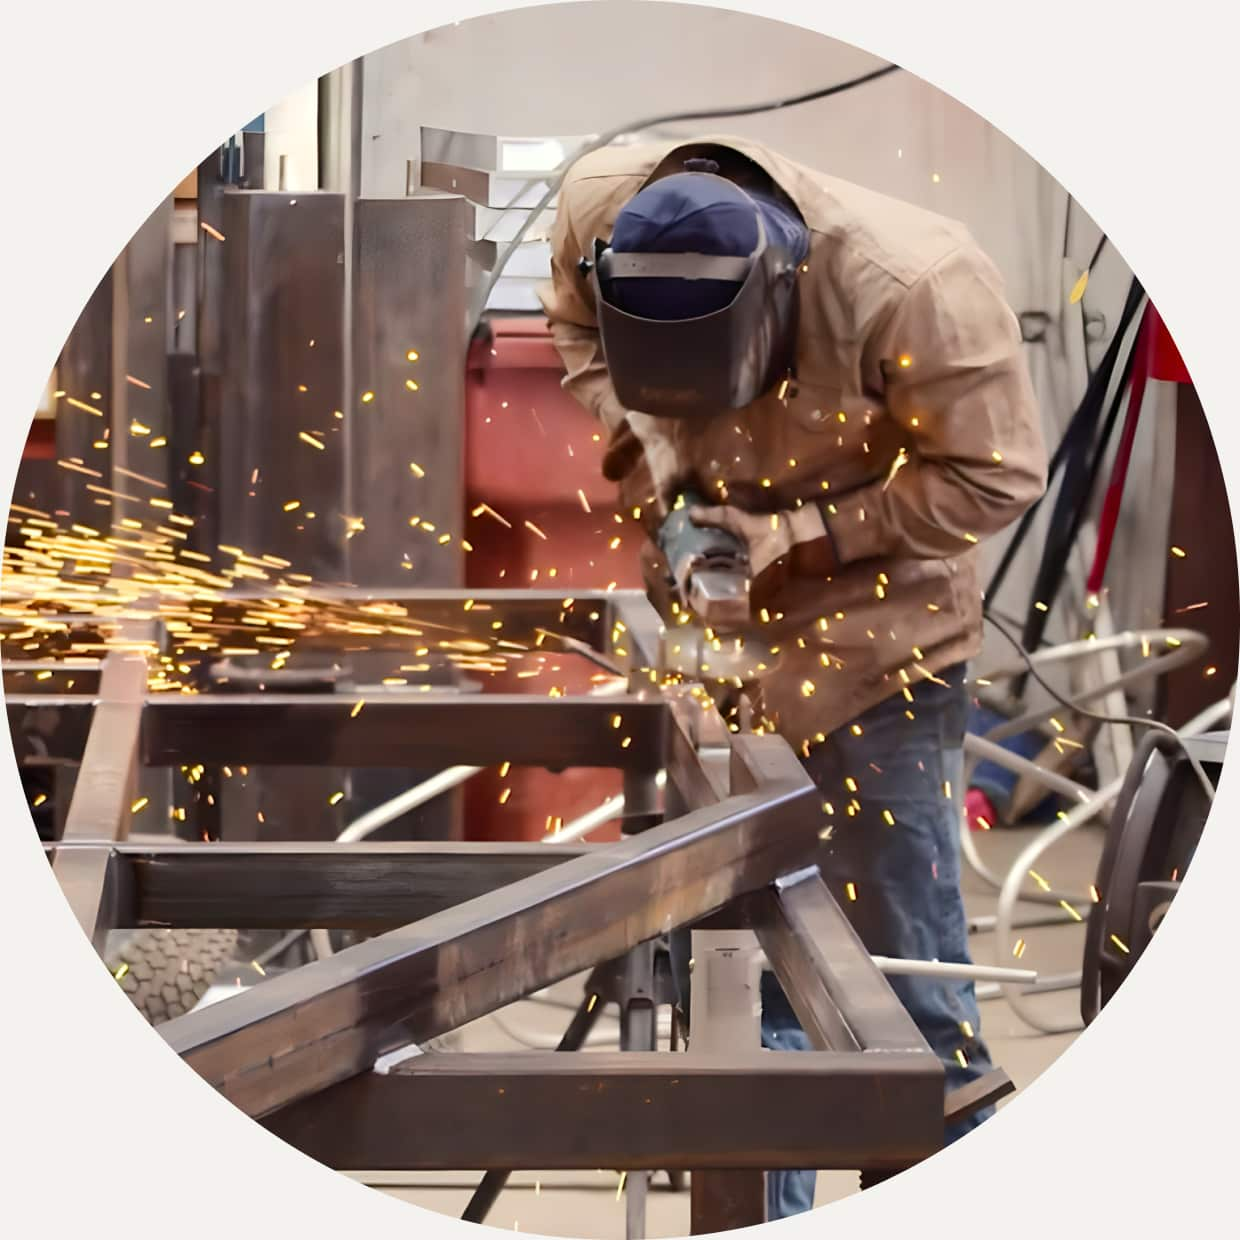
[337,820,1102,1237]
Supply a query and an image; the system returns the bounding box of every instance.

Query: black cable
[1087,233,1109,274]
[596,62,901,129]
[984,612,1218,801]
[1018,293,1145,652]
[1077,230,1109,386]
[985,277,1145,613]
[470,62,902,332]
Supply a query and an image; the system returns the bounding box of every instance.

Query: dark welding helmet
[583,164,808,420]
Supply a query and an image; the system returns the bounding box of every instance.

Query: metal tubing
[751,870,936,1057]
[335,767,482,841]
[141,694,666,771]
[161,776,818,1118]
[621,941,656,1240]
[964,733,1095,804]
[869,956,1038,985]
[261,1051,946,1172]
[97,841,594,929]
[51,654,146,949]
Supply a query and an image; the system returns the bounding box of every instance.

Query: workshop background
[8,3,1234,1237]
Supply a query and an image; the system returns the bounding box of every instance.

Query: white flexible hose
[961,627,1207,898]
[337,765,483,843]
[991,695,1230,1036]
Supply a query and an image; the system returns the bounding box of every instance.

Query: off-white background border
[0,2,1236,1237]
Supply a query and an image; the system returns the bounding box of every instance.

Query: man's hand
[689,502,837,607]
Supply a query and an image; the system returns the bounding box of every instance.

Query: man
[540,136,1047,1217]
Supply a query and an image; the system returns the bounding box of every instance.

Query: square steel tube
[5,693,664,770]
[50,654,146,948]
[90,840,594,929]
[138,694,665,771]
[216,190,347,579]
[261,1050,944,1172]
[159,762,818,1118]
[751,870,937,1056]
[350,196,467,590]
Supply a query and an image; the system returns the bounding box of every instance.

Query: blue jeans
[762,665,995,1217]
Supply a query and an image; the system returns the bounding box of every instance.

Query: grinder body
[657,489,752,629]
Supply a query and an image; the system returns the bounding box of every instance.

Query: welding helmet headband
[586,175,803,419]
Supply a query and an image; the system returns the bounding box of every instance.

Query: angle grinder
[657,488,752,630]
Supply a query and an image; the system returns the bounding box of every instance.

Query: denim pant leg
[803,668,996,1141]
[761,975,818,1218]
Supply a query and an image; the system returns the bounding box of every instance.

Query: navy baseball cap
[610,170,809,321]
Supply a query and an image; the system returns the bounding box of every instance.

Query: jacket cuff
[819,481,892,565]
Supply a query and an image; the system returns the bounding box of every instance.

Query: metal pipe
[336,765,482,843]
[963,733,1094,804]
[869,956,1038,985]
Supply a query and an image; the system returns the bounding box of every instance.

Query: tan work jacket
[540,136,1047,748]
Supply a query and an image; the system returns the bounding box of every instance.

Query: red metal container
[462,318,646,843]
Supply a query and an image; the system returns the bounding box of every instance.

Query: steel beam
[261,1051,941,1171]
[216,190,347,580]
[50,654,147,949]
[691,1169,766,1235]
[749,870,935,1057]
[160,761,818,1118]
[87,840,594,928]
[140,694,665,770]
[350,195,466,589]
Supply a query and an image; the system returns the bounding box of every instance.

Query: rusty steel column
[50,653,147,950]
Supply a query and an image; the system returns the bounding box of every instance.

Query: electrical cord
[983,611,1219,801]
[468,62,902,332]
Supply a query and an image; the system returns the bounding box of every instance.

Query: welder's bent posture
[541,137,1047,1216]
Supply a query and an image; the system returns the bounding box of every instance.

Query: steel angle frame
[20,589,947,1233]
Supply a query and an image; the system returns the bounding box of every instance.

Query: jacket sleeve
[823,246,1048,564]
[539,192,631,436]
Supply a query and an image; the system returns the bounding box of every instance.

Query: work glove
[688,502,837,608]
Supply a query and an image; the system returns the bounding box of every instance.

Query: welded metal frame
[16,590,968,1233]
